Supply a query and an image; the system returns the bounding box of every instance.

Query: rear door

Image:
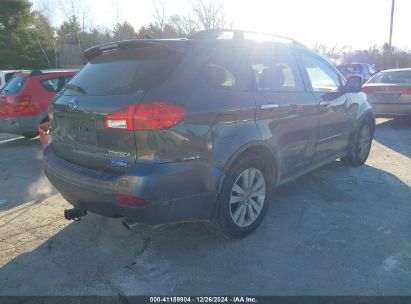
[297,51,353,161]
[51,45,183,172]
[251,45,318,177]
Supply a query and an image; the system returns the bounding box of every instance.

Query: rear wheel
[342,119,373,167]
[214,156,272,238]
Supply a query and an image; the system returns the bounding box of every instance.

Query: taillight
[48,103,54,120]
[361,87,373,94]
[104,102,186,131]
[402,89,411,95]
[14,96,31,112]
[116,195,150,207]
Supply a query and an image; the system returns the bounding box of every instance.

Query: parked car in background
[337,63,377,83]
[0,70,20,90]
[44,30,375,238]
[362,68,411,117]
[0,69,78,138]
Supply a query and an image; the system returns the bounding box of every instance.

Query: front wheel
[214,156,272,238]
[342,119,373,167]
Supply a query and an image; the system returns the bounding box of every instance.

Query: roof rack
[189,29,306,47]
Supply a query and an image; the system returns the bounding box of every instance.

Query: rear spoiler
[84,39,187,61]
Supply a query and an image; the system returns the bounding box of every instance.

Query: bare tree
[58,0,94,58]
[190,0,230,30]
[111,0,123,25]
[32,0,59,67]
[168,14,198,37]
[34,0,57,25]
[152,0,167,37]
[59,0,93,33]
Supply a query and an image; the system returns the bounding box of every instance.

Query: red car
[0,69,78,138]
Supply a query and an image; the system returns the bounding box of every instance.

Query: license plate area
[375,93,401,102]
[65,118,97,146]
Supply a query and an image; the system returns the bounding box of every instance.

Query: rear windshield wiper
[65,84,87,95]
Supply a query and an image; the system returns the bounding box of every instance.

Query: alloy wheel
[229,168,266,228]
[358,124,371,161]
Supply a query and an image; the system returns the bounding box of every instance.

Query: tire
[342,118,373,167]
[213,156,273,239]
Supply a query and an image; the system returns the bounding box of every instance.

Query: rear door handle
[260,104,279,110]
[319,101,330,107]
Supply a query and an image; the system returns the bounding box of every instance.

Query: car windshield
[65,47,183,96]
[2,76,27,94]
[370,71,411,84]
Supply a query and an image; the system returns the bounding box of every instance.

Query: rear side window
[41,78,60,92]
[41,76,73,92]
[250,48,304,92]
[66,47,183,96]
[3,76,27,94]
[300,53,341,92]
[62,76,72,86]
[206,49,249,91]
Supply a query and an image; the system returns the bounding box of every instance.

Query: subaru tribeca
[43,30,375,238]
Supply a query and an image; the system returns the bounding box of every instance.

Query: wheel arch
[217,141,279,195]
[358,109,376,136]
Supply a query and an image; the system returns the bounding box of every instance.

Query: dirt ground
[0,118,410,295]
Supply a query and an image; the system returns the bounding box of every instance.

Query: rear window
[2,76,27,94]
[65,47,183,96]
[370,71,411,84]
[5,72,16,83]
[338,64,362,74]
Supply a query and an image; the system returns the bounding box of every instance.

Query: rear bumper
[0,116,38,135]
[373,103,411,117]
[43,145,221,224]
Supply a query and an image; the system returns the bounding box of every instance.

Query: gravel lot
[0,118,410,296]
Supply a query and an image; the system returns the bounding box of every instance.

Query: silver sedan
[362,68,411,117]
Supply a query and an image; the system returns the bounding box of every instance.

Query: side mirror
[346,76,363,93]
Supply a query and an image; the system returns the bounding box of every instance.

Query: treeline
[314,43,411,71]
[0,0,229,69]
[1,0,410,70]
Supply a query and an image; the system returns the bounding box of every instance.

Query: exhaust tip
[64,208,87,221]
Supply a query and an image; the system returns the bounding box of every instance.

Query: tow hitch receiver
[64,208,87,221]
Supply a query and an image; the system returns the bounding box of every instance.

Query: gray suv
[337,63,377,84]
[44,30,375,238]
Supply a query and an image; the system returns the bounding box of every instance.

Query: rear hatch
[51,41,185,172]
[338,64,363,80]
[0,76,28,117]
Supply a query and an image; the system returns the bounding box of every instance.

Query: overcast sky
[31,0,411,50]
